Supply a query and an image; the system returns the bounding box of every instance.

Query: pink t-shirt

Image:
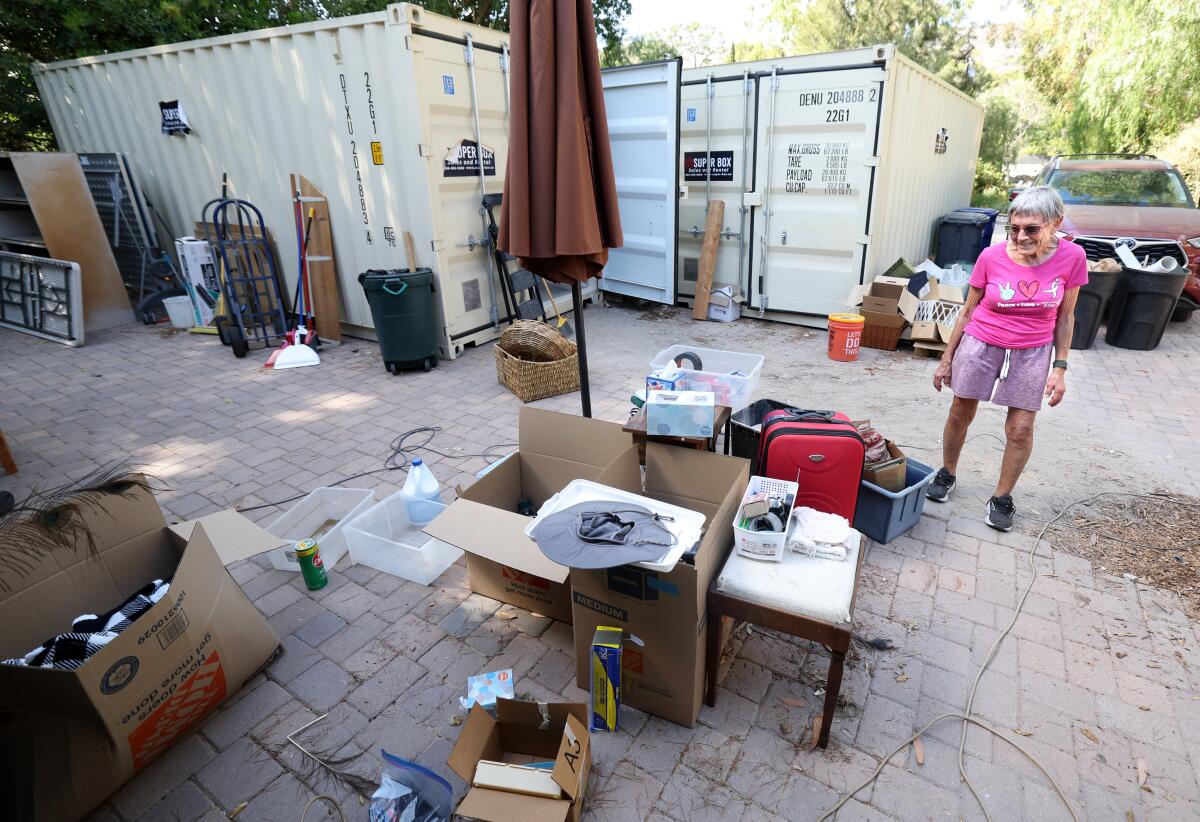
[963,240,1089,349]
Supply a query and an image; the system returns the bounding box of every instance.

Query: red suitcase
[757,408,865,521]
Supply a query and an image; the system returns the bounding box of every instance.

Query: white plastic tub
[265,487,375,572]
[732,476,797,562]
[344,492,462,586]
[649,345,764,411]
[162,295,194,329]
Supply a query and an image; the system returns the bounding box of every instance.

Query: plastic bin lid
[359,268,433,287]
[941,211,991,225]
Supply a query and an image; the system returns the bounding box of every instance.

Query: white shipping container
[676,45,984,324]
[31,3,602,358]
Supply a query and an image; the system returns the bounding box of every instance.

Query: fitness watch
[1052,359,1069,370]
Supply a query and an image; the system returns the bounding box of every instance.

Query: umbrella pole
[571,280,591,418]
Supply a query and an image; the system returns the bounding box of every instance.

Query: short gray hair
[1009,185,1064,223]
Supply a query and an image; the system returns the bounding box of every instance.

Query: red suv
[1018,155,1200,321]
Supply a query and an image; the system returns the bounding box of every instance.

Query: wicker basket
[860,320,904,351]
[495,321,580,402]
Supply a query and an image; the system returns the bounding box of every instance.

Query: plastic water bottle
[402,458,442,526]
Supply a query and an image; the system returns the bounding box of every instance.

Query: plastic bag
[368,750,454,822]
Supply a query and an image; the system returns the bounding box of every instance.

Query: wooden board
[292,174,342,342]
[692,200,725,321]
[11,152,132,331]
[403,230,419,270]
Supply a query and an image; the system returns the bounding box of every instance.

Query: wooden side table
[0,430,16,475]
[623,404,733,464]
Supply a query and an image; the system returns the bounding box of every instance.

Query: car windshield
[1048,169,1193,208]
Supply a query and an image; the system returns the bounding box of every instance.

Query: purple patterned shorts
[950,333,1052,412]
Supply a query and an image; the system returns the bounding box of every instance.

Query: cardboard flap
[169,510,285,565]
[518,408,630,467]
[424,500,569,583]
[846,284,866,307]
[449,704,503,782]
[457,788,571,822]
[552,714,589,800]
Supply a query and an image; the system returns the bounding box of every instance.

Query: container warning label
[371,141,384,165]
[684,151,733,182]
[127,650,227,770]
[783,141,852,195]
[444,140,496,177]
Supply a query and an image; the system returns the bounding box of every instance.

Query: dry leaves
[913,736,925,765]
[895,672,910,683]
[1115,651,1128,659]
[1137,758,1149,788]
[1013,729,1034,737]
[1081,728,1100,744]
[449,714,464,727]
[807,715,822,751]
[953,575,964,592]
[496,609,519,620]
[780,697,809,709]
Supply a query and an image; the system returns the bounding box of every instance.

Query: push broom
[267,208,321,369]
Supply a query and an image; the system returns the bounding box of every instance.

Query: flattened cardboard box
[0,485,282,821]
[425,408,641,624]
[571,444,748,727]
[448,699,591,822]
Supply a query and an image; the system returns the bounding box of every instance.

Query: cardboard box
[706,285,743,322]
[448,699,591,822]
[646,390,716,438]
[0,485,283,821]
[425,408,642,624]
[570,444,749,727]
[859,309,907,330]
[174,237,219,326]
[864,441,908,492]
[646,367,686,392]
[847,275,918,323]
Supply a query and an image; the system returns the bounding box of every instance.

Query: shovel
[538,276,574,338]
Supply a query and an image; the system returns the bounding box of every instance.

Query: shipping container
[30,3,611,358]
[674,45,984,324]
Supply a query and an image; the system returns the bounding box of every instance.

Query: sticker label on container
[443,139,496,177]
[684,150,733,182]
[443,74,456,95]
[371,141,384,165]
[686,107,697,122]
[159,100,191,135]
[782,140,852,195]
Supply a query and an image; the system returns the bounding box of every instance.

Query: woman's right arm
[933,285,984,391]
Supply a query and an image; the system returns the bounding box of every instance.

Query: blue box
[590,627,623,731]
[646,390,715,438]
[854,458,936,543]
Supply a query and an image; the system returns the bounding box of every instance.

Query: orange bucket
[827,313,865,362]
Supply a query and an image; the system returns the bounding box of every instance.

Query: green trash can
[359,268,440,373]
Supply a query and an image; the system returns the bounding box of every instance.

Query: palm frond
[0,465,160,592]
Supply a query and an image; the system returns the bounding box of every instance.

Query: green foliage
[1153,117,1200,200]
[978,96,1020,169]
[971,159,1010,209]
[1023,0,1200,153]
[769,0,987,95]
[606,34,677,67]
[0,0,632,150]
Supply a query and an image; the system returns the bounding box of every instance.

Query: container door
[750,67,885,317]
[599,59,681,303]
[678,71,756,304]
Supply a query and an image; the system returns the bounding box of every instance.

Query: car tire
[1172,302,1194,323]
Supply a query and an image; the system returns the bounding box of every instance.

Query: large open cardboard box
[570,444,749,727]
[448,699,591,822]
[0,484,283,821]
[425,408,640,624]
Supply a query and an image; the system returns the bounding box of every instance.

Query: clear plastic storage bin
[265,487,375,572]
[344,492,463,586]
[648,346,764,411]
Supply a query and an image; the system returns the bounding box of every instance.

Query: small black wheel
[142,311,157,325]
[215,316,232,346]
[422,358,433,372]
[386,362,397,375]
[1170,303,1193,323]
[230,329,249,358]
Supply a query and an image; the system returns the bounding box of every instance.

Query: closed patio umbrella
[498,0,623,418]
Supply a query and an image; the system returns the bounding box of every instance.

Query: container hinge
[744,75,753,94]
[405,34,421,52]
[769,72,780,91]
[707,76,716,97]
[430,239,446,252]
[463,37,475,66]
[499,48,509,71]
[743,191,763,207]
[856,234,872,246]
[418,144,433,158]
[863,156,880,167]
[679,184,689,199]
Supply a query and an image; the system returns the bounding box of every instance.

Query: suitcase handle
[773,409,838,424]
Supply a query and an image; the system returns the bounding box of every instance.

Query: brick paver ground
[3,301,1199,822]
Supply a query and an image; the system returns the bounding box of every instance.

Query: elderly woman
[927,186,1088,531]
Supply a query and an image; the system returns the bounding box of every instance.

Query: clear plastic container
[265,487,375,572]
[345,491,462,586]
[648,346,763,411]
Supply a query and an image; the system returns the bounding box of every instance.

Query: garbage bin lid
[942,211,991,225]
[360,267,433,288]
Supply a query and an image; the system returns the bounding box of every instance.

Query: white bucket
[162,295,194,328]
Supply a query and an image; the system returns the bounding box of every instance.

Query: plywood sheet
[11,152,132,331]
[292,174,342,342]
[691,200,724,320]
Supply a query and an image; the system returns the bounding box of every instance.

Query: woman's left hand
[1044,370,1066,407]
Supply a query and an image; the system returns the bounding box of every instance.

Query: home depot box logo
[127,651,227,770]
[502,565,550,592]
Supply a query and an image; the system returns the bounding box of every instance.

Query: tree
[978,96,1020,169]
[1023,0,1200,153]
[769,0,986,95]
[0,0,633,150]
[606,34,677,67]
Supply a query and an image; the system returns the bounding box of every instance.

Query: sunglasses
[1005,223,1046,239]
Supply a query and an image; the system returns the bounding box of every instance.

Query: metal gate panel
[600,59,680,303]
[750,67,885,317]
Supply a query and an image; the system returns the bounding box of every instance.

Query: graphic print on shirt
[991,277,1061,310]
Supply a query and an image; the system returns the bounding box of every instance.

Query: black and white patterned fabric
[3,578,170,670]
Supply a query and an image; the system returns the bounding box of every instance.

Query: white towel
[786,506,854,561]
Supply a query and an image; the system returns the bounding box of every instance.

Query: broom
[538,276,574,338]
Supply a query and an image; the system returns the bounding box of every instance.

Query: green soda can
[295,538,328,591]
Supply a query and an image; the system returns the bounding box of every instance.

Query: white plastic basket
[648,346,764,411]
[732,476,798,563]
[914,300,962,325]
[344,492,463,586]
[265,487,375,572]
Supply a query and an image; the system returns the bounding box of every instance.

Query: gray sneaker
[985,495,1015,531]
[926,468,956,502]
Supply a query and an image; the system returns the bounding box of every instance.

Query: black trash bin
[933,210,993,267]
[730,399,796,472]
[1071,267,1121,350]
[359,268,440,373]
[1104,267,1189,351]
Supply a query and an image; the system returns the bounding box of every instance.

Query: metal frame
[0,251,84,346]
